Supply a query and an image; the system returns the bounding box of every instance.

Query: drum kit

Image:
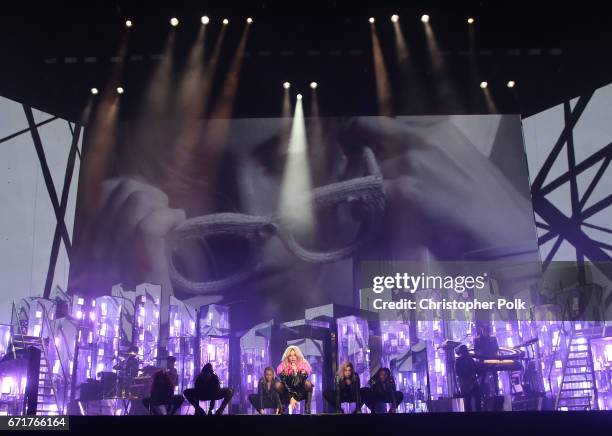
[102,362,154,399]
[81,350,156,401]
[94,372,153,400]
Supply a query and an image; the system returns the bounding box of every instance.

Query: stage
[62,412,612,435]
[1,1,612,429]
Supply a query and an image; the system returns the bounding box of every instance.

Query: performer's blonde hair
[281,345,306,363]
[277,345,312,375]
[337,361,354,377]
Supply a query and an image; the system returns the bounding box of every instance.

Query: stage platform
[62,412,612,436]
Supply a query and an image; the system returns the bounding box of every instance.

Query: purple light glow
[1,377,13,394]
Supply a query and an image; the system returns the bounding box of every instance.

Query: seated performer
[275,345,313,414]
[113,345,141,395]
[165,356,179,386]
[361,367,403,413]
[113,346,140,378]
[455,344,481,412]
[323,361,362,413]
[183,363,234,415]
[142,369,184,415]
[248,367,282,414]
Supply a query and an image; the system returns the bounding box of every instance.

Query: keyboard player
[474,323,500,396]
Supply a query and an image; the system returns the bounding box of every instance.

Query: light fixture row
[480,81,517,89]
[89,87,123,95]
[369,15,475,24]
[89,80,515,96]
[125,15,480,29]
[125,17,253,28]
[283,82,318,90]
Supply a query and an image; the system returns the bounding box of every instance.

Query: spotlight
[125,20,133,28]
[467,17,475,24]
[421,14,430,23]
[310,82,318,89]
[391,14,399,23]
[90,88,99,95]
[170,17,179,27]
[283,81,291,90]
[116,86,125,94]
[201,16,210,25]
[369,17,375,24]
[480,81,488,89]
[222,18,229,25]
[247,17,253,24]
[507,80,516,88]
[296,93,303,100]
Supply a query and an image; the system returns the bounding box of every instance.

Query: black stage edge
[62,412,612,436]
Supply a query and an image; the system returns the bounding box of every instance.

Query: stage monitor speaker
[79,380,102,401]
[431,398,463,412]
[99,372,118,398]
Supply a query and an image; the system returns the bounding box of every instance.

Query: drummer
[113,345,141,378]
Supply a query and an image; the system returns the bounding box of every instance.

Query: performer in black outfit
[361,367,403,413]
[183,363,234,415]
[142,369,184,415]
[275,346,313,414]
[474,323,500,397]
[113,346,140,378]
[112,345,140,396]
[474,324,500,358]
[323,361,363,413]
[455,344,481,412]
[248,367,282,414]
[166,355,179,387]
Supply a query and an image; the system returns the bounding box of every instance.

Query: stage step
[555,325,600,411]
[561,388,595,392]
[559,395,592,400]
[13,334,61,414]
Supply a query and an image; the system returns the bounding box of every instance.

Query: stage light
[201,16,210,25]
[421,14,430,23]
[507,80,516,88]
[223,18,229,25]
[116,86,125,94]
[247,17,253,24]
[170,17,179,27]
[369,17,375,24]
[296,93,303,100]
[279,87,314,237]
[125,20,133,28]
[371,18,393,116]
[283,81,291,89]
[391,14,399,23]
[90,88,99,95]
[310,82,318,89]
[467,17,475,24]
[480,81,488,89]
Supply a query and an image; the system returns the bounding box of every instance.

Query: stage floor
[62,411,612,436]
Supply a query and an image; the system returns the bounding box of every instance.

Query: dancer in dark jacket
[183,363,234,415]
[361,367,403,413]
[142,370,184,415]
[323,361,363,413]
[248,367,282,414]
